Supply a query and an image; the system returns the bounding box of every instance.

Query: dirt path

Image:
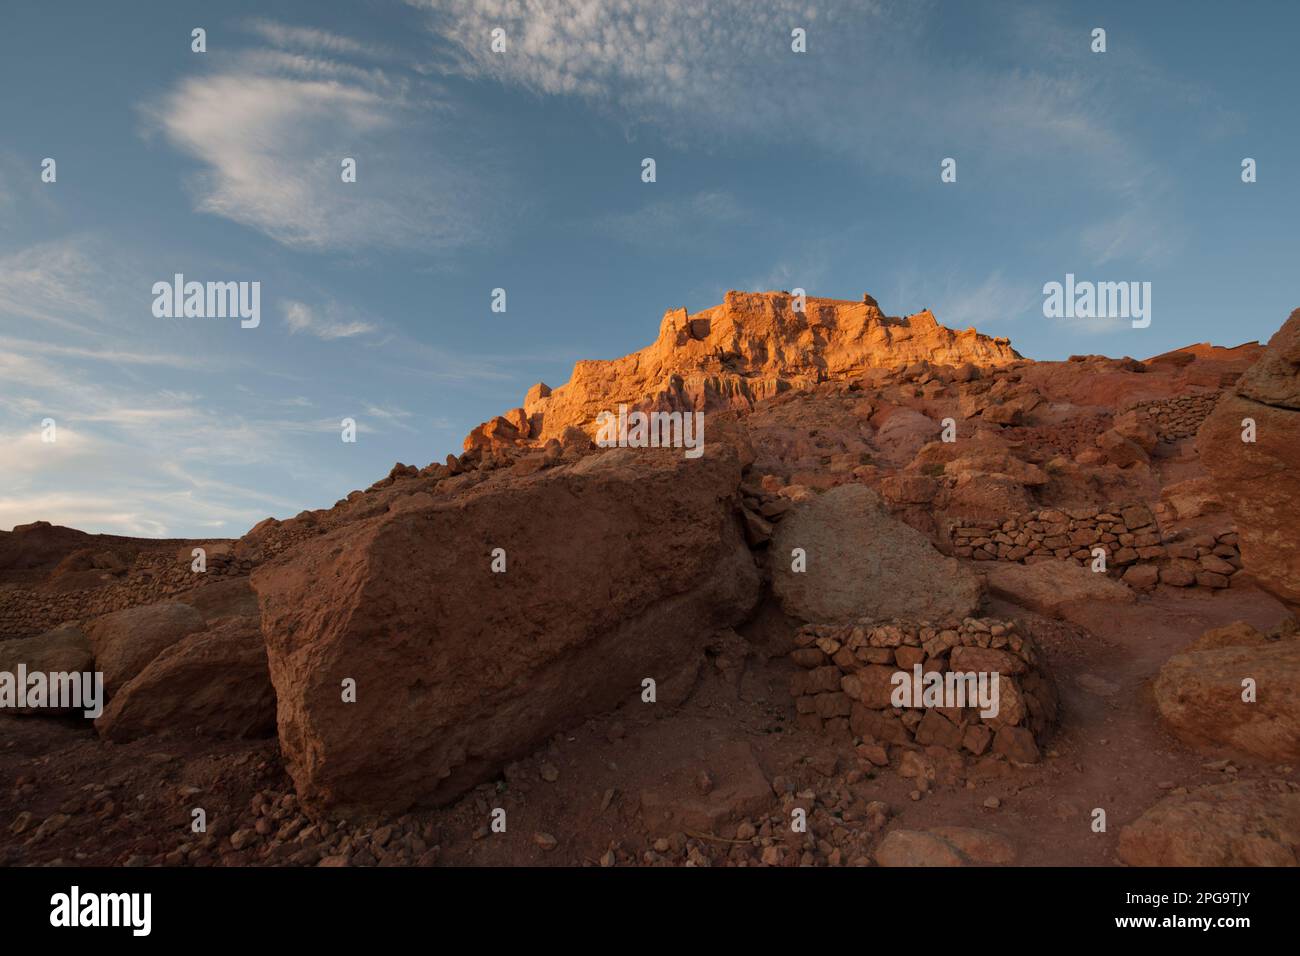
[912,586,1293,866]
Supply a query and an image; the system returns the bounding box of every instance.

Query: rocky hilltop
[3,291,1299,869]
[467,291,1020,447]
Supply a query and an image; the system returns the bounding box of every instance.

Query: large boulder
[872,408,939,468]
[95,617,276,743]
[184,577,260,623]
[1154,623,1300,760]
[1159,476,1223,521]
[983,560,1134,620]
[771,484,981,623]
[84,602,206,697]
[251,446,761,817]
[1118,782,1300,866]
[0,624,94,716]
[1198,308,1300,611]
[1236,307,1300,409]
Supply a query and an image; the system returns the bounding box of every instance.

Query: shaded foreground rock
[772,485,981,623]
[95,616,276,743]
[1118,782,1300,866]
[85,602,206,697]
[252,446,761,817]
[983,560,1134,620]
[1198,308,1300,612]
[0,624,94,716]
[185,577,260,623]
[1154,622,1300,761]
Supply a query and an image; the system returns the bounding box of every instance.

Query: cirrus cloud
[143,35,500,252]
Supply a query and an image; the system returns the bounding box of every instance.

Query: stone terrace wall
[0,508,337,641]
[1125,391,1221,442]
[1002,414,1110,459]
[949,505,1242,591]
[789,617,1056,764]
[0,552,251,640]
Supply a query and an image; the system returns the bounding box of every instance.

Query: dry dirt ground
[2,574,1291,868]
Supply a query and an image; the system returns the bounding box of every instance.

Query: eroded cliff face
[473,291,1020,446]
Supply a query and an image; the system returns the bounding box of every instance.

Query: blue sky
[1,0,1296,536]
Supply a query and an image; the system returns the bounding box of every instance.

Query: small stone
[539,762,559,783]
[856,742,889,767]
[533,832,558,851]
[983,796,1001,809]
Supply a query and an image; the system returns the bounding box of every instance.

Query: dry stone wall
[788,617,1056,764]
[1,505,341,641]
[1125,391,1221,442]
[0,552,251,640]
[949,504,1242,591]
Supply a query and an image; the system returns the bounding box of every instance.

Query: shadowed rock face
[95,616,275,743]
[1155,621,1300,761]
[1118,781,1300,867]
[252,443,761,818]
[509,291,1021,443]
[85,602,207,698]
[0,625,94,716]
[771,484,982,623]
[1198,309,1300,612]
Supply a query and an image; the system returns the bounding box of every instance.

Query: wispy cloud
[884,267,1040,334]
[363,402,418,433]
[926,271,1041,330]
[1080,202,1181,267]
[413,0,1202,266]
[0,239,109,335]
[142,31,498,252]
[0,334,203,369]
[592,191,750,252]
[413,0,882,136]
[242,18,392,60]
[740,241,837,299]
[0,425,295,536]
[282,299,379,339]
[413,1,1124,172]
